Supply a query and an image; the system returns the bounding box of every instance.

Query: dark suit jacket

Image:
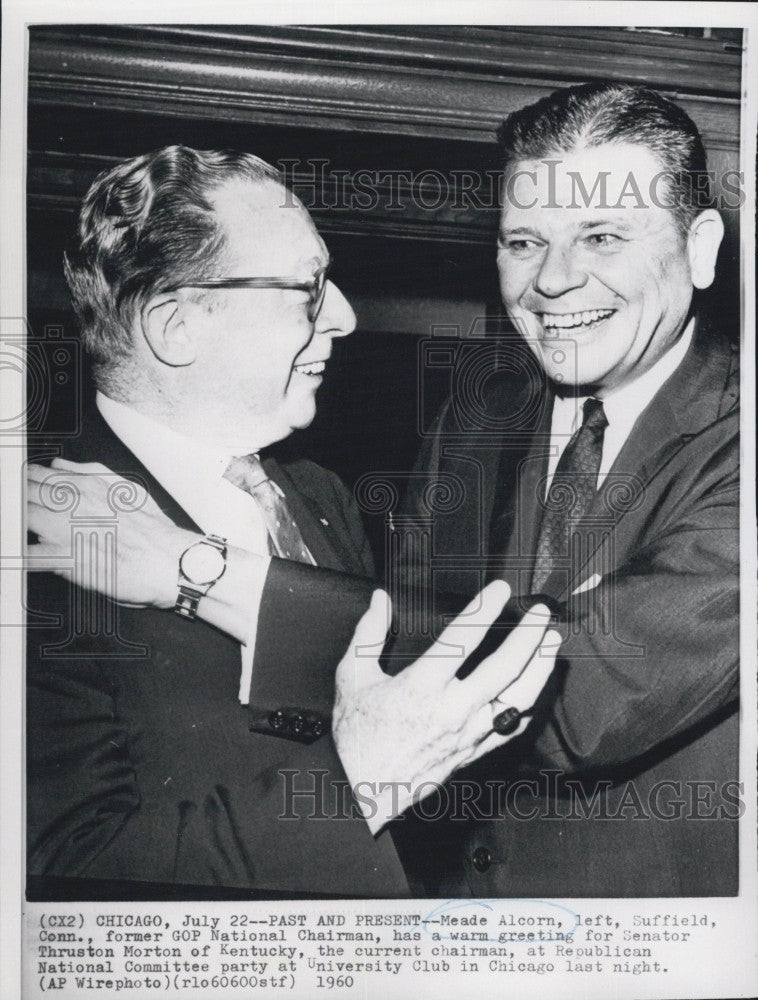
[397,320,739,896]
[26,405,409,899]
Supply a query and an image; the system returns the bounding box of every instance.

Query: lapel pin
[320,517,329,526]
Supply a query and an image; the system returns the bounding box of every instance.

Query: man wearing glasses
[26,146,557,897]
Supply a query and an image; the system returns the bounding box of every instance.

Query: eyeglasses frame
[161,263,330,323]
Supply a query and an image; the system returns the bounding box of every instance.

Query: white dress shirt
[97,391,272,702]
[546,317,695,491]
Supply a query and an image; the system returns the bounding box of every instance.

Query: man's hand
[333,580,561,834]
[27,458,195,608]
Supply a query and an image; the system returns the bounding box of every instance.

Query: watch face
[180,541,226,585]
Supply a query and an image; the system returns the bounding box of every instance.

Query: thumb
[336,589,391,693]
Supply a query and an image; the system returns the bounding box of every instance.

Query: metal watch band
[173,534,227,621]
[174,585,205,619]
[199,533,227,556]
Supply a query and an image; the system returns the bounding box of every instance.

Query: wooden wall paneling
[29,26,741,147]
[26,25,744,514]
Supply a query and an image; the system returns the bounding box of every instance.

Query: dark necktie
[531,397,608,593]
[224,454,316,565]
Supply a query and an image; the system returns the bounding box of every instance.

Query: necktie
[224,454,316,565]
[531,397,608,593]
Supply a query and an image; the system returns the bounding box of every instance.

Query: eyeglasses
[163,263,330,323]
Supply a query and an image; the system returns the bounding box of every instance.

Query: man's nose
[316,280,357,338]
[534,245,588,298]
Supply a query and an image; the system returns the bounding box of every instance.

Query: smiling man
[499,141,721,393]
[26,146,397,899]
[28,83,740,899]
[26,145,558,898]
[400,82,740,896]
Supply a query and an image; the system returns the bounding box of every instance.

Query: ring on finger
[491,705,523,736]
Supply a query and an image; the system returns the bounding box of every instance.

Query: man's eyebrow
[577,219,634,232]
[499,226,542,239]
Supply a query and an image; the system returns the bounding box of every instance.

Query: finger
[26,475,45,507]
[26,470,85,514]
[351,589,391,651]
[335,589,391,693]
[467,724,529,763]
[24,541,73,571]
[458,629,562,765]
[459,603,551,710]
[27,464,68,499]
[50,457,114,474]
[458,704,536,768]
[27,509,112,557]
[27,499,87,546]
[463,699,502,750]
[416,579,512,685]
[27,497,57,535]
[27,464,83,509]
[493,628,562,709]
[455,690,530,759]
[27,463,53,483]
[32,461,156,518]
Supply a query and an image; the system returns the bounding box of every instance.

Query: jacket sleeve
[399,402,739,778]
[525,417,739,773]
[27,573,408,898]
[27,630,140,876]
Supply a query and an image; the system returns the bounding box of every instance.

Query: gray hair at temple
[497,82,713,238]
[64,145,284,368]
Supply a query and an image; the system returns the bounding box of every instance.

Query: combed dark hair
[64,145,284,365]
[497,82,712,236]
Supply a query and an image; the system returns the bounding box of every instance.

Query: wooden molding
[29,25,741,149]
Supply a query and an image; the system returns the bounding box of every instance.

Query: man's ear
[140,294,196,367]
[687,209,725,290]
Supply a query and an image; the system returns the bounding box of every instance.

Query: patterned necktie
[224,454,316,565]
[531,397,608,593]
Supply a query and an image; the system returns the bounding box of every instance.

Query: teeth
[542,309,614,330]
[294,361,325,376]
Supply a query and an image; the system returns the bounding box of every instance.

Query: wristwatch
[174,533,228,620]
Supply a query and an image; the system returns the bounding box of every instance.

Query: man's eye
[500,239,540,254]
[584,233,622,247]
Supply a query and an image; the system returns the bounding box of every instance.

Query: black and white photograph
[1,2,757,998]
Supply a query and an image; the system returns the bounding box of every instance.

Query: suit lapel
[61,403,202,534]
[263,458,359,574]
[548,320,737,597]
[441,359,552,593]
[65,408,359,576]
[493,396,554,593]
[589,318,735,529]
[430,358,552,594]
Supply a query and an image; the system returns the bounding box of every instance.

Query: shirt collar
[599,316,695,429]
[96,392,243,528]
[554,316,696,434]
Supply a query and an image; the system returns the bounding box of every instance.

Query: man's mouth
[292,360,326,376]
[540,308,615,332]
